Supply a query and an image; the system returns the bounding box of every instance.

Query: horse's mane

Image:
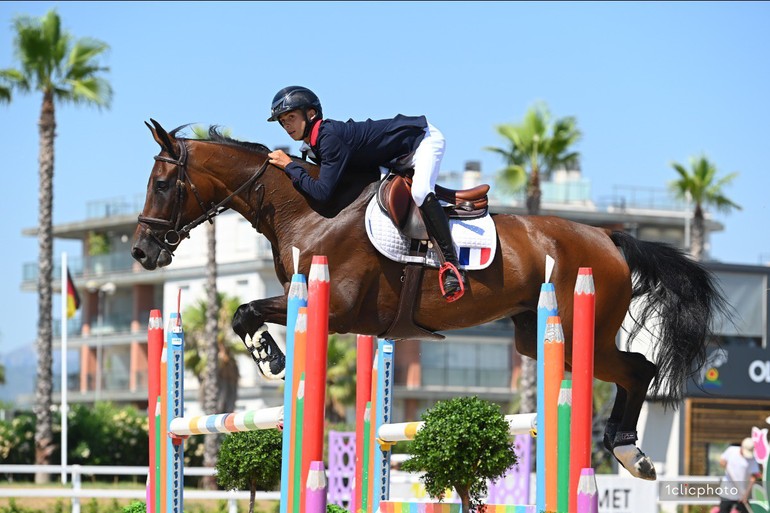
[171,125,272,155]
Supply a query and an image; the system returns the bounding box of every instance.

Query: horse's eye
[156,180,169,192]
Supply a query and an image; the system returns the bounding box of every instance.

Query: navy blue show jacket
[283,114,428,203]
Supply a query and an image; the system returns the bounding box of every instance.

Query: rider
[266,85,466,301]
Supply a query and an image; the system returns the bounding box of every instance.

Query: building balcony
[22,251,137,285]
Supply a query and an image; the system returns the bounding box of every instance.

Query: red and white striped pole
[569,267,595,513]
[302,256,330,513]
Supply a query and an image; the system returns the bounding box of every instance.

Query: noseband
[138,140,269,256]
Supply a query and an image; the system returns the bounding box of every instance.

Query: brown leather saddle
[374,172,492,341]
[376,172,490,240]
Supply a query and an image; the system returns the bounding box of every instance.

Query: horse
[132,119,729,481]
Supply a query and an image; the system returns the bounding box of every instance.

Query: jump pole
[147,309,163,513]
[165,312,184,513]
[159,336,168,511]
[557,379,572,513]
[281,267,308,513]
[569,267,596,513]
[302,256,330,513]
[372,339,395,513]
[544,316,565,512]
[536,263,557,513]
[290,308,308,513]
[354,335,375,513]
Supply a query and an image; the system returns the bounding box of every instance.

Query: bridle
[138,139,269,256]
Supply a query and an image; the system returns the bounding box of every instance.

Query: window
[420,340,510,388]
[712,271,767,348]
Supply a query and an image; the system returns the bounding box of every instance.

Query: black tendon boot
[419,193,466,301]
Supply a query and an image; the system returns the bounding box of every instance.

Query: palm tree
[486,101,582,215]
[325,334,359,424]
[486,102,581,416]
[190,124,227,488]
[670,155,741,261]
[1,9,111,479]
[183,293,243,411]
[182,292,243,488]
[0,75,11,103]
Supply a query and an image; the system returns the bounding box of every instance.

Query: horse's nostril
[131,247,145,260]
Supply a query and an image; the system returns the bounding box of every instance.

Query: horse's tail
[610,230,731,407]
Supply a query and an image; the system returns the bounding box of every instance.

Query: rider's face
[278,110,308,141]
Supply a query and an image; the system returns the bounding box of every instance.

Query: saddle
[373,172,492,341]
[376,172,490,241]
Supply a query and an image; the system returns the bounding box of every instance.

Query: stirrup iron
[438,262,465,302]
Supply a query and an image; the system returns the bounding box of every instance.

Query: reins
[138,139,269,255]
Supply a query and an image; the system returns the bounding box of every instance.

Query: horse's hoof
[244,327,286,381]
[613,444,657,480]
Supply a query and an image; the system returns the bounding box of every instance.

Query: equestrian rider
[266,85,467,301]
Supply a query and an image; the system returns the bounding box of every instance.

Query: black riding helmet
[267,86,323,123]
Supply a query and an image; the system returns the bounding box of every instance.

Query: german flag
[66,269,81,319]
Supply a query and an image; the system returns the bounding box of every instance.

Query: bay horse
[132,120,728,481]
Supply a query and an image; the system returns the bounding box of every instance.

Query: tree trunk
[520,164,541,471]
[202,220,220,489]
[249,484,257,513]
[519,357,537,414]
[34,90,55,483]
[526,167,542,216]
[216,345,239,414]
[691,205,706,261]
[458,487,471,513]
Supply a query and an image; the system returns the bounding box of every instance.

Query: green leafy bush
[121,501,146,513]
[216,430,282,513]
[400,396,518,513]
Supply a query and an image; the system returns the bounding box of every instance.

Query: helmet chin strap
[301,110,318,139]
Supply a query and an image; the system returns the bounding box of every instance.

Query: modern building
[20,161,769,481]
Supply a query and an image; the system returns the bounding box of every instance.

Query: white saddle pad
[364,196,497,270]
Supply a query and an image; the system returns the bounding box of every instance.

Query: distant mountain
[0,345,80,410]
[0,345,36,408]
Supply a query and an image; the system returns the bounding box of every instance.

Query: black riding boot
[419,193,466,301]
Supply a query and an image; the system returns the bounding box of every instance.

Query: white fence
[1,464,730,513]
[0,465,280,513]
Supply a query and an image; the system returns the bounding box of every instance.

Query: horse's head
[132,119,206,270]
[133,120,275,270]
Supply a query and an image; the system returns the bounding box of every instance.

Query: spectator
[718,437,760,513]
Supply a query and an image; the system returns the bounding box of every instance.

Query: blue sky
[1,1,769,354]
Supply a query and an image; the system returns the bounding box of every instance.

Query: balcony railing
[86,195,146,220]
[84,371,131,392]
[22,251,136,283]
[53,317,134,338]
[421,367,511,388]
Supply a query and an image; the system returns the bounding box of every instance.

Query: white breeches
[410,122,446,206]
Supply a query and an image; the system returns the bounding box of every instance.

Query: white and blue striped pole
[166,312,185,513]
[373,339,394,512]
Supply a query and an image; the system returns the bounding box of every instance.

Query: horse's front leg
[232,295,288,381]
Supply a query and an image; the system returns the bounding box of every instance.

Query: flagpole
[60,252,68,485]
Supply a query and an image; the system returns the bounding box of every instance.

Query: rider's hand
[268,150,292,170]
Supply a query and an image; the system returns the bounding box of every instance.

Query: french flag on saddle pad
[365,196,498,271]
[458,246,493,267]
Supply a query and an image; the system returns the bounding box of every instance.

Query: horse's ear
[147,118,179,159]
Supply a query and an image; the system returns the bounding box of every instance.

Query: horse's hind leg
[595,343,658,480]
